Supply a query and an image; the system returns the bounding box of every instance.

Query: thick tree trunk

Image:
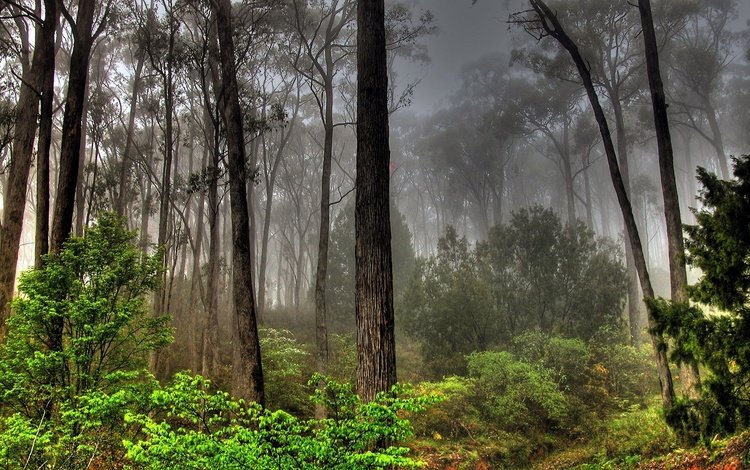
[638,0,701,400]
[211,0,264,405]
[356,0,396,402]
[0,4,48,336]
[529,0,675,409]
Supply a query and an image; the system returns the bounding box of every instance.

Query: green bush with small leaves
[0,213,170,468]
[124,372,438,469]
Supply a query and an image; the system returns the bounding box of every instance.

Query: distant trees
[404,207,627,376]
[326,199,414,330]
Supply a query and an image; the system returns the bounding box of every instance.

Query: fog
[1,0,750,466]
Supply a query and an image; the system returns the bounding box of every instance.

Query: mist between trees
[0,0,749,468]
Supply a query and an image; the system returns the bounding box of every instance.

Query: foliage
[259,327,312,415]
[0,213,171,468]
[403,207,627,375]
[326,198,415,331]
[467,350,568,433]
[649,156,750,443]
[124,373,437,469]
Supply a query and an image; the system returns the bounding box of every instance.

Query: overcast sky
[400,0,750,116]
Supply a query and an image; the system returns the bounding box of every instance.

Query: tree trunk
[211,0,264,405]
[115,46,146,215]
[356,0,396,402]
[0,2,50,336]
[314,71,333,376]
[638,0,701,400]
[528,0,675,410]
[34,0,59,269]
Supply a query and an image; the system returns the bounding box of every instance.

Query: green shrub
[596,402,676,462]
[0,213,170,468]
[260,327,313,414]
[124,373,437,469]
[412,376,482,439]
[467,350,568,432]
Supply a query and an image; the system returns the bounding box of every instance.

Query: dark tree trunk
[0,1,51,336]
[356,0,396,402]
[528,0,675,410]
[314,72,333,375]
[51,0,98,253]
[211,0,264,405]
[638,0,701,400]
[34,0,59,269]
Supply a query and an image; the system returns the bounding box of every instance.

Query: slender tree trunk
[356,0,396,402]
[35,0,59,269]
[638,0,701,400]
[116,47,146,215]
[202,158,220,379]
[211,0,264,405]
[702,98,729,180]
[528,0,675,409]
[314,74,334,378]
[611,90,642,346]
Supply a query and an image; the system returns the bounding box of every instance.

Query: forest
[0,0,749,468]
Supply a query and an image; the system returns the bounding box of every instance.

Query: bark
[51,0,100,253]
[638,0,701,400]
[528,0,675,409]
[34,0,59,269]
[356,0,396,402]
[0,1,50,336]
[211,0,264,405]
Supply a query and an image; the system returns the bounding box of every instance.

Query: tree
[290,0,355,377]
[403,208,627,376]
[513,0,675,409]
[210,0,264,405]
[652,156,750,441]
[0,0,58,337]
[638,0,701,400]
[355,0,395,402]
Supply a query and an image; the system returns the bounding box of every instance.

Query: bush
[467,351,567,433]
[0,213,170,468]
[124,373,436,469]
[260,327,313,414]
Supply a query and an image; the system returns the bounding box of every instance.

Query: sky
[397,0,516,115]
[401,0,750,116]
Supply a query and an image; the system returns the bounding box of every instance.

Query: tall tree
[34,0,59,268]
[291,0,355,377]
[0,0,58,337]
[210,0,264,405]
[51,0,108,254]
[355,0,396,402]
[638,0,701,400]
[516,0,675,409]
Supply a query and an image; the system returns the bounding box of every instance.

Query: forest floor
[412,430,750,470]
